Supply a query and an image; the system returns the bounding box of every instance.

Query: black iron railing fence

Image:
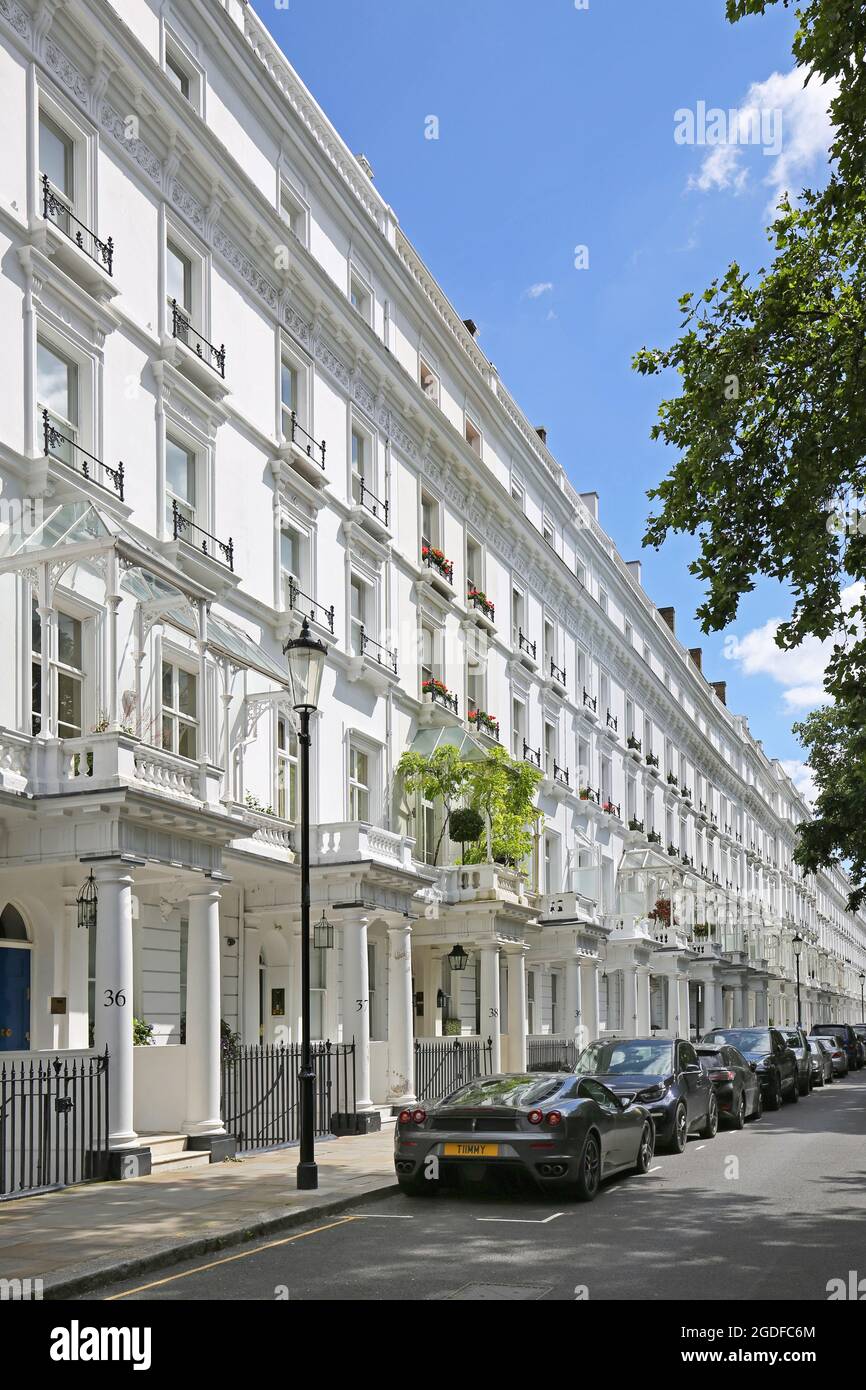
[288,410,326,470]
[171,499,234,571]
[286,575,335,633]
[526,1038,578,1072]
[355,477,390,526]
[43,410,124,500]
[414,1036,494,1103]
[42,174,114,275]
[220,1042,356,1152]
[0,1050,110,1200]
[360,626,397,673]
[170,300,226,377]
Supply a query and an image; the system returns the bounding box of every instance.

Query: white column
[37,604,55,738]
[666,970,680,1035]
[67,899,90,1049]
[288,931,303,1046]
[733,983,747,1027]
[579,957,600,1043]
[622,962,639,1034]
[506,949,527,1072]
[678,974,691,1038]
[387,922,415,1105]
[242,925,260,1044]
[707,979,725,1032]
[564,954,581,1046]
[479,943,501,1071]
[342,914,372,1110]
[183,881,225,1136]
[636,965,652,1034]
[105,550,120,729]
[93,860,137,1148]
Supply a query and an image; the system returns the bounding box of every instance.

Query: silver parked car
[816,1035,848,1077]
[807,1038,834,1086]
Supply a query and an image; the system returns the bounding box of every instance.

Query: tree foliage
[396,745,468,866]
[633,0,866,907]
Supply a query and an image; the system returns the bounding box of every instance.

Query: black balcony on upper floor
[170,300,225,378]
[42,175,114,275]
[43,410,124,501]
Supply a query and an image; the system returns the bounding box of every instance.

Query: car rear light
[398,1109,413,1124]
[708,1070,735,1082]
[528,1109,543,1125]
[545,1110,563,1126]
[399,1108,427,1124]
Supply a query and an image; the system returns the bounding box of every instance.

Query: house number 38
[104,989,127,1007]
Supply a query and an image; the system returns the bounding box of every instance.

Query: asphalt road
[97,1070,866,1302]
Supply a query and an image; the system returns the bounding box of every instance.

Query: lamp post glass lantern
[447,943,470,972]
[314,910,334,951]
[282,618,327,1191]
[76,871,97,931]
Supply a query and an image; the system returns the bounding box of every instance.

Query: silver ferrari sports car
[394,1072,654,1201]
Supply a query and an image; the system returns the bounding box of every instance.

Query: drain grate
[443,1282,552,1301]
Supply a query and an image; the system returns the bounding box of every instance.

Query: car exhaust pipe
[538,1163,568,1178]
[395,1160,414,1174]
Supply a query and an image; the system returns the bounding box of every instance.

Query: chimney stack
[659,606,676,635]
[689,647,703,673]
[463,319,478,338]
[711,680,727,705]
[355,153,375,180]
[626,560,642,586]
[536,426,547,445]
[579,491,599,520]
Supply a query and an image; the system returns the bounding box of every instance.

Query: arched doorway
[0,903,32,1051]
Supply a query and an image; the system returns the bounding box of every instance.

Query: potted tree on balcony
[449,806,485,865]
[396,744,468,866]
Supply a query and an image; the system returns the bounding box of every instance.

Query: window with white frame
[599,588,609,616]
[420,490,440,551]
[511,587,525,647]
[511,475,525,510]
[310,945,326,1039]
[542,513,555,548]
[464,416,482,457]
[279,178,309,246]
[466,665,486,719]
[280,354,299,440]
[31,599,86,739]
[276,715,298,821]
[166,238,194,328]
[348,740,372,822]
[544,832,561,893]
[37,337,78,465]
[419,356,440,404]
[544,720,557,777]
[550,972,560,1034]
[527,970,537,1034]
[161,659,198,759]
[350,572,374,656]
[511,697,525,759]
[163,33,202,111]
[577,734,591,789]
[351,422,375,509]
[165,434,196,533]
[349,267,372,323]
[466,534,484,594]
[39,109,76,236]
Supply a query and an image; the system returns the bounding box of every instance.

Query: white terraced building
[0,0,864,1160]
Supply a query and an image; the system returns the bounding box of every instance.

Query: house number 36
[104,989,127,1007]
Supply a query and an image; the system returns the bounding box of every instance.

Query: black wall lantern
[313,909,334,951]
[76,871,97,931]
[447,942,469,972]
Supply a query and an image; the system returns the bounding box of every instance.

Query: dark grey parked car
[574,1036,718,1153]
[701,1027,799,1109]
[780,1026,814,1095]
[394,1072,655,1201]
[696,1043,763,1126]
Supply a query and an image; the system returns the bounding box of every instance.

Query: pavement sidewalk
[0,1129,397,1299]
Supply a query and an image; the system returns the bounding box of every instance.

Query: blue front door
[0,948,30,1050]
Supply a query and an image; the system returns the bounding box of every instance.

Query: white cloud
[524,282,553,299]
[780,759,818,804]
[687,67,838,211]
[723,583,864,711]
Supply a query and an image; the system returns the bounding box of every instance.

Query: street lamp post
[284,618,327,1192]
[859,971,865,1022]
[792,932,804,1027]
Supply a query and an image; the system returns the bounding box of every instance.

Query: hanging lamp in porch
[76,871,98,931]
[447,942,470,972]
[313,909,334,950]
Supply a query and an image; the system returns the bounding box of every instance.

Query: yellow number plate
[443,1142,500,1158]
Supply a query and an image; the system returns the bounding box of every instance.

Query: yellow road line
[105,1216,357,1299]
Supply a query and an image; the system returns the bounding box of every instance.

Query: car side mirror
[749,1062,758,1072]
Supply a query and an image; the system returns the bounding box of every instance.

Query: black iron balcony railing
[667,771,679,787]
[648,829,662,844]
[603,799,621,818]
[582,688,597,712]
[553,761,570,788]
[681,786,692,801]
[627,733,642,752]
[288,410,326,470]
[518,629,537,660]
[42,174,113,275]
[549,657,566,685]
[579,786,599,803]
[606,710,618,731]
[646,751,659,767]
[628,817,644,833]
[172,499,234,570]
[422,679,458,715]
[522,740,542,769]
[359,627,397,673]
[170,300,225,377]
[355,477,389,526]
[668,843,678,856]
[422,546,453,584]
[286,575,334,633]
[468,589,495,620]
[468,709,500,739]
[43,410,124,500]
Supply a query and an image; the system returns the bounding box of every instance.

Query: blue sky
[251,0,837,789]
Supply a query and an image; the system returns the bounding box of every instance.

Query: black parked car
[780,1026,813,1095]
[853,1025,866,1067]
[695,1043,763,1127]
[701,1027,799,1109]
[810,1023,862,1072]
[574,1036,718,1153]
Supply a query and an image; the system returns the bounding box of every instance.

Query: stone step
[138,1132,191,1158]
[149,1150,211,1173]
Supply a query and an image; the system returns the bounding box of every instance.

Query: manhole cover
[443,1283,551,1301]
